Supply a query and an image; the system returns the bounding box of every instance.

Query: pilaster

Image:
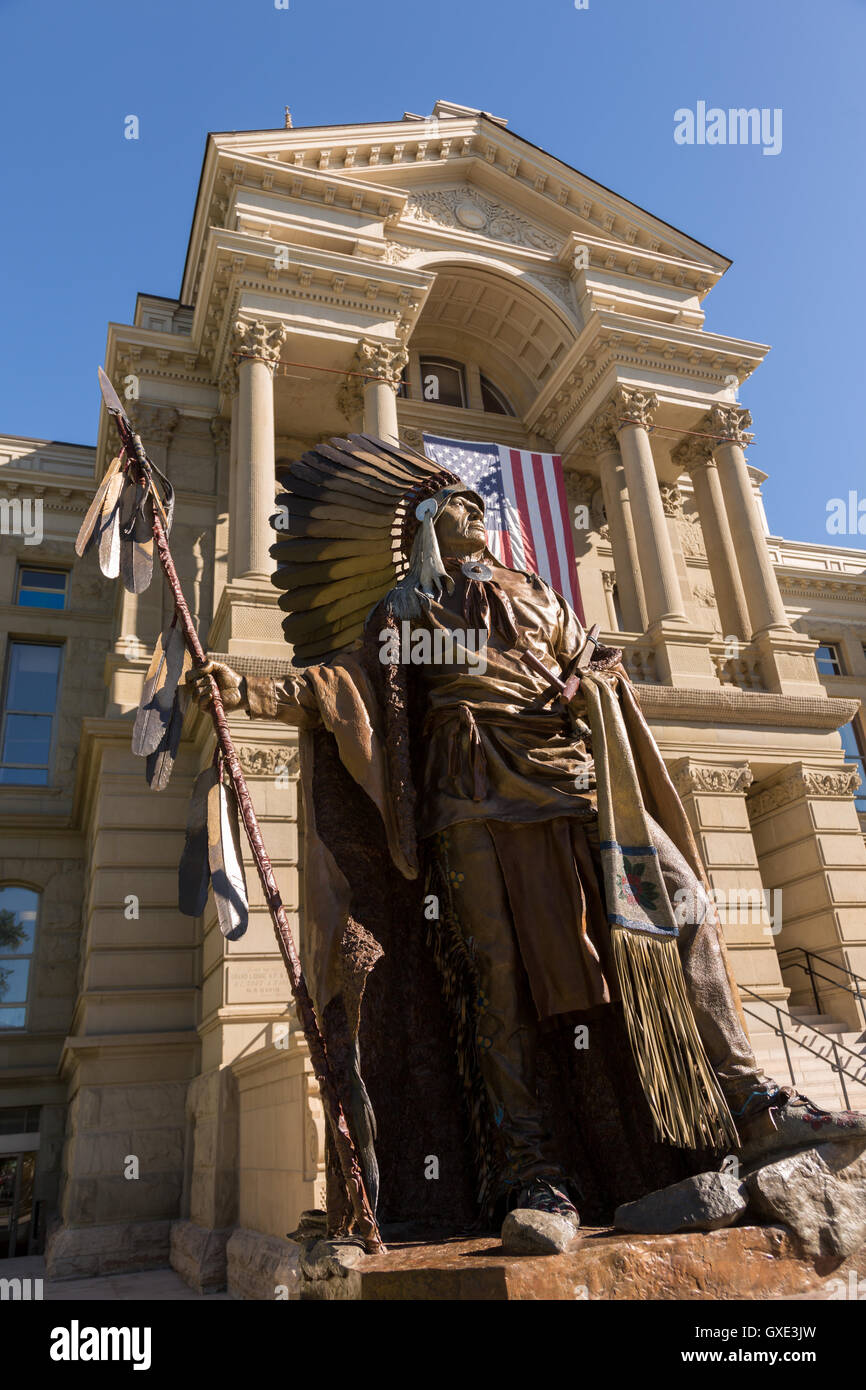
[747,762,866,1029]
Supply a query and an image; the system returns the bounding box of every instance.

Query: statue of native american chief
[189,433,866,1250]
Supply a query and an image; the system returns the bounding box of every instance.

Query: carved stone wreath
[405,188,558,253]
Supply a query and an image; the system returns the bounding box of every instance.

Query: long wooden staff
[93,368,384,1253]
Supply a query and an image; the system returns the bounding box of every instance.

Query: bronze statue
[190,434,866,1249]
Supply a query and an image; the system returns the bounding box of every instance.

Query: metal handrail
[739,985,866,1111]
[778,946,866,1019]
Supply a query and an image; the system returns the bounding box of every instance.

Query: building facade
[1,100,865,1288]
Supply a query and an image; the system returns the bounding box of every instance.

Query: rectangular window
[0,886,40,1030]
[0,643,63,786]
[16,568,68,610]
[815,643,843,676]
[840,721,866,814]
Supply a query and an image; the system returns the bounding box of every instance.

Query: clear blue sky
[1,0,863,546]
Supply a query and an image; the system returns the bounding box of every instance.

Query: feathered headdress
[270,434,482,665]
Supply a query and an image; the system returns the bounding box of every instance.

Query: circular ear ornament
[462,560,493,582]
[415,498,438,522]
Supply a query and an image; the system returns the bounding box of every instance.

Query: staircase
[743,996,866,1113]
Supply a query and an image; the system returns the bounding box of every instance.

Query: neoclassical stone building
[1,100,865,1288]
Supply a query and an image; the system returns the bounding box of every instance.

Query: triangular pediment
[182,103,728,301]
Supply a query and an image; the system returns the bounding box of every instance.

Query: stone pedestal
[317,1226,866,1301]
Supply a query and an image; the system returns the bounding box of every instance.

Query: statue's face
[435,493,487,557]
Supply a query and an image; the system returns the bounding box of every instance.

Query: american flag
[422,433,585,625]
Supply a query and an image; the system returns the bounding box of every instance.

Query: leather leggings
[437,812,776,1189]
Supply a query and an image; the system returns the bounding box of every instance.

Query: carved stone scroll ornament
[235,745,300,778]
[671,761,754,797]
[659,485,684,519]
[405,187,558,253]
[128,404,180,449]
[748,765,862,820]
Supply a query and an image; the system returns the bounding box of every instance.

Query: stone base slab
[170,1219,233,1294]
[348,1225,866,1301]
[226,1227,301,1301]
[45,1219,171,1281]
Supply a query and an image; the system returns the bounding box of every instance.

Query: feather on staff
[207,770,249,940]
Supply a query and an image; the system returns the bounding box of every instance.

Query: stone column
[232,319,287,581]
[210,414,232,609]
[673,431,751,642]
[577,414,647,632]
[357,338,408,445]
[610,388,687,625]
[709,405,791,636]
[670,759,790,1079]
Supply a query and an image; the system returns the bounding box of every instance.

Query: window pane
[1,713,53,765]
[480,375,513,416]
[0,1009,26,1030]
[20,570,65,590]
[0,768,49,786]
[0,960,29,1005]
[6,644,61,713]
[838,724,866,811]
[420,359,465,408]
[17,569,67,610]
[814,644,842,676]
[18,590,66,610]
[0,1106,40,1135]
[0,888,38,956]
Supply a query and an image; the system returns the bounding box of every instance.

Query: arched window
[419,357,466,408]
[0,886,40,1030]
[480,374,514,416]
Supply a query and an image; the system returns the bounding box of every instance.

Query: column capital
[710,404,754,448]
[356,337,409,387]
[610,385,659,431]
[748,762,862,820]
[671,426,716,475]
[670,758,754,797]
[576,411,619,457]
[232,318,288,369]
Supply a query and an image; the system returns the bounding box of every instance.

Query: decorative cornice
[671,760,754,796]
[709,404,754,448]
[632,684,860,730]
[748,763,862,819]
[232,318,289,368]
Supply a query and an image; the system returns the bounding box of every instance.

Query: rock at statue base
[745,1138,866,1259]
[501,1209,579,1256]
[614,1171,748,1234]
